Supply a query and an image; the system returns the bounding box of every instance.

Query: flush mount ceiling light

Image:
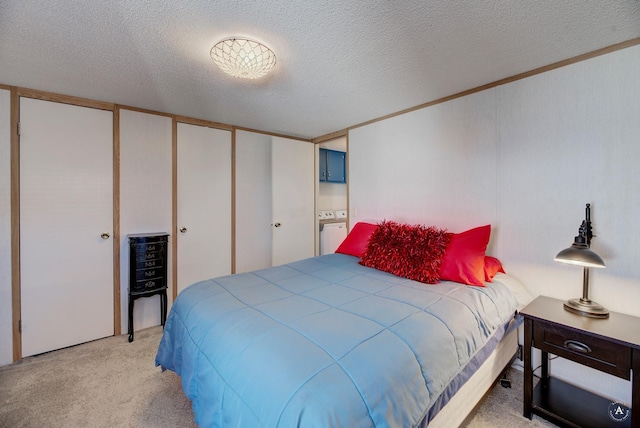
[210,37,276,79]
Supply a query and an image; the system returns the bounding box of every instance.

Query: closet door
[20,98,114,357]
[176,123,231,292]
[235,131,272,273]
[271,137,315,266]
[236,133,315,271]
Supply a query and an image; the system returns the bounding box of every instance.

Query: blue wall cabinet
[319,148,346,183]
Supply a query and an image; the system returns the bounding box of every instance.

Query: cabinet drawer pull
[564,340,592,354]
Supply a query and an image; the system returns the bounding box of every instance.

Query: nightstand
[521,295,640,428]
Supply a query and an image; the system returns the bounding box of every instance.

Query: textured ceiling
[1,1,639,139]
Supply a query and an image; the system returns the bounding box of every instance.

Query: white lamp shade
[210,38,276,79]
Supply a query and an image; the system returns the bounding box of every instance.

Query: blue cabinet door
[319,148,346,183]
[319,149,328,181]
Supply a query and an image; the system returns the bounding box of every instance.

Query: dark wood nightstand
[521,295,640,428]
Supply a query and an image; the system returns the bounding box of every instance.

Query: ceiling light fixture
[210,37,276,79]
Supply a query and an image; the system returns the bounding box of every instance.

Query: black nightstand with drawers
[521,295,640,427]
[128,233,169,343]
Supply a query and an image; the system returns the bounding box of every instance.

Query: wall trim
[233,125,311,142]
[16,87,115,112]
[313,37,640,141]
[171,119,178,303]
[10,87,21,362]
[112,108,121,336]
[118,104,174,118]
[231,131,237,275]
[175,115,233,131]
[312,130,348,144]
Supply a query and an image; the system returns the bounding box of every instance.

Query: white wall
[349,88,498,233]
[349,44,640,404]
[0,89,12,365]
[119,109,173,333]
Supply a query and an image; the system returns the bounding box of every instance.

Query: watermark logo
[608,402,631,423]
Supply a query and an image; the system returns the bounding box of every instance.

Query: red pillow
[484,256,505,282]
[360,221,450,284]
[335,222,377,257]
[439,225,491,286]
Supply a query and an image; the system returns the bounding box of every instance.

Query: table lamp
[554,203,608,318]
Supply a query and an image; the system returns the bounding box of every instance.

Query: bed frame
[430,326,519,427]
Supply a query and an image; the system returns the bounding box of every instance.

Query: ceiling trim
[312,130,348,144]
[314,37,640,141]
[175,115,234,131]
[233,125,312,143]
[118,105,174,119]
[16,87,115,112]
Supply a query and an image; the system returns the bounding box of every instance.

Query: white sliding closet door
[20,98,114,357]
[235,131,272,273]
[271,137,315,266]
[236,133,315,271]
[176,123,231,293]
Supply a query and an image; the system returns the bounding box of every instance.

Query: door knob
[101,232,110,239]
[180,227,188,233]
[273,222,281,228]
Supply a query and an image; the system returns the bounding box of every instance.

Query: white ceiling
[1,1,639,139]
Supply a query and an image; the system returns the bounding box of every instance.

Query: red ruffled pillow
[484,256,505,282]
[360,221,450,284]
[335,222,377,257]
[439,225,491,286]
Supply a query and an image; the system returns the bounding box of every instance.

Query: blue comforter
[156,254,518,427]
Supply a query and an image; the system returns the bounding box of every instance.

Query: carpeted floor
[0,326,557,427]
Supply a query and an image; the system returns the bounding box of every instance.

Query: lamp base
[564,298,609,319]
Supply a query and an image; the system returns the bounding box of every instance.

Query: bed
[156,246,529,427]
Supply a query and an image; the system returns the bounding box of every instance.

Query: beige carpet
[0,326,556,427]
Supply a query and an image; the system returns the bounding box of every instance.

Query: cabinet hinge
[18,319,22,334]
[17,122,21,136]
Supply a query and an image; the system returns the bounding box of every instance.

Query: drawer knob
[564,340,592,354]
[179,227,187,233]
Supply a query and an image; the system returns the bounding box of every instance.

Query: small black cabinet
[128,233,169,342]
[319,148,346,183]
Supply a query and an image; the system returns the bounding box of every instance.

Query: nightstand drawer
[533,320,631,379]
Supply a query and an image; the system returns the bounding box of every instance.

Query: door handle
[179,227,188,233]
[100,232,110,239]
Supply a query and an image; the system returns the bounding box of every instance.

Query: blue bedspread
[156,254,518,427]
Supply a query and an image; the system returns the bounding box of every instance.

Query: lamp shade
[555,203,608,318]
[210,37,276,79]
[554,243,605,268]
